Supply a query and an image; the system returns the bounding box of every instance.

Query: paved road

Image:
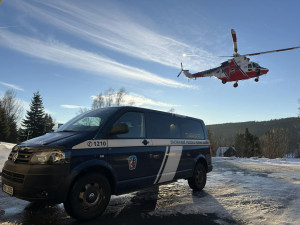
[1,158,299,225]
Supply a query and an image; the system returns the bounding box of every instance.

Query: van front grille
[2,169,25,183]
[8,147,34,164]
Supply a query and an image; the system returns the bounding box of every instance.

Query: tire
[188,163,207,191]
[64,173,111,221]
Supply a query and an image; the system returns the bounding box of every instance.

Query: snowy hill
[207,117,299,151]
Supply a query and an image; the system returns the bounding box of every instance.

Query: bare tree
[128,99,135,106]
[207,128,217,156]
[76,107,90,115]
[92,88,129,109]
[92,93,104,110]
[260,128,289,158]
[0,89,23,142]
[115,88,126,106]
[105,88,115,107]
[168,108,175,113]
[0,89,23,123]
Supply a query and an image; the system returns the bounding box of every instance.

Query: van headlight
[30,150,68,164]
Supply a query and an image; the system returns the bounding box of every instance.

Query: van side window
[180,119,205,140]
[112,112,145,138]
[150,113,180,139]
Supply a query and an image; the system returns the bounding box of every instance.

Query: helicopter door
[248,63,253,71]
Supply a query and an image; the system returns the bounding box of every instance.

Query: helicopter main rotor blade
[231,29,238,56]
[182,54,231,58]
[242,46,300,57]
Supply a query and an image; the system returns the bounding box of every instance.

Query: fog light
[41,191,48,197]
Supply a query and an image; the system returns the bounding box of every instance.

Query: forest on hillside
[207,117,299,157]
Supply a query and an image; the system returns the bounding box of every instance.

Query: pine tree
[235,132,246,157]
[7,117,18,143]
[21,91,46,140]
[43,114,55,133]
[0,104,10,141]
[297,100,300,158]
[235,128,261,157]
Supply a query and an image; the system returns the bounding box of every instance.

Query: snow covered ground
[1,143,300,224]
[207,158,300,224]
[137,157,299,225]
[0,142,15,172]
[228,156,300,166]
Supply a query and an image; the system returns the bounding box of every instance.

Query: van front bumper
[1,160,70,203]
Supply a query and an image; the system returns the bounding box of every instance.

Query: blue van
[2,106,212,220]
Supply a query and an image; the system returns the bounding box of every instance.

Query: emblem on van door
[128,155,137,170]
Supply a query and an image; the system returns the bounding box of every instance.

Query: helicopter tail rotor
[177,62,184,78]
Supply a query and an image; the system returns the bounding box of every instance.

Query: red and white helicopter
[178,29,300,87]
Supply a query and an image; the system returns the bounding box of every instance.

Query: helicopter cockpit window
[253,63,260,68]
[248,64,253,68]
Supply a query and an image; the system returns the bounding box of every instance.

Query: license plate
[3,184,14,196]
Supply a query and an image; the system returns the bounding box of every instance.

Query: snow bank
[214,156,300,166]
[0,142,15,172]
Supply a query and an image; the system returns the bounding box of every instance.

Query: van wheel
[64,173,111,221]
[188,163,206,191]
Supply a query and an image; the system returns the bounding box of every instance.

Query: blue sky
[0,0,300,125]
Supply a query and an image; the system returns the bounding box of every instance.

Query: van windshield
[55,108,115,132]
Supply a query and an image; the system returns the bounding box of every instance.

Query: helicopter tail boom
[183,70,194,79]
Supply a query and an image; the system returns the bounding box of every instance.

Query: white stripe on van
[156,146,183,184]
[72,139,210,149]
[152,139,210,146]
[107,139,152,148]
[153,146,169,184]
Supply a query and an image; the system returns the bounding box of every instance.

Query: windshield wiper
[59,129,77,132]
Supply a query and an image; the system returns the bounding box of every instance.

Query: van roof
[92,106,204,122]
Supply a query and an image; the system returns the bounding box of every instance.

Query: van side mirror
[109,123,129,136]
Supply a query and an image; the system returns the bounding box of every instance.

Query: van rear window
[179,118,205,140]
[150,113,180,139]
[150,113,205,140]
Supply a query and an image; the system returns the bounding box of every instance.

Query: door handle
[142,139,149,146]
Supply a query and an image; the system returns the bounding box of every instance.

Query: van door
[177,118,207,174]
[107,111,154,192]
[148,112,183,184]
